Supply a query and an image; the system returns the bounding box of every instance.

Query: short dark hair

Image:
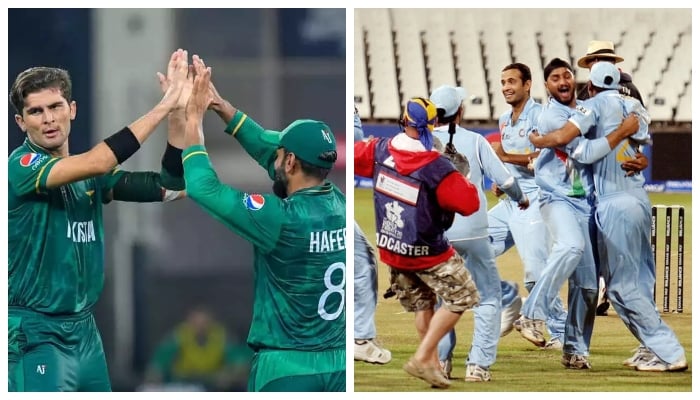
[283,148,332,181]
[9,67,72,114]
[436,106,460,125]
[543,58,574,81]
[502,63,532,83]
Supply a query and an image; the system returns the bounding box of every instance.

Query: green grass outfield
[354,190,692,392]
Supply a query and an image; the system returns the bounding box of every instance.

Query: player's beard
[272,165,289,199]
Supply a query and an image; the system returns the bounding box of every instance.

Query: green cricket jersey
[8,139,124,314]
[182,114,346,352]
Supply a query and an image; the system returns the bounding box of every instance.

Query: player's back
[247,181,346,352]
[8,141,107,315]
[578,92,649,196]
[433,125,504,238]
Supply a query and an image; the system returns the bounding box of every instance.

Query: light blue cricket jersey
[533,97,594,210]
[568,90,651,197]
[433,125,523,240]
[497,97,542,194]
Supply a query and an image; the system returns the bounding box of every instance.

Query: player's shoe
[403,358,451,388]
[561,353,592,369]
[542,337,563,351]
[354,339,392,364]
[439,358,453,379]
[622,345,654,368]
[464,364,491,382]
[519,317,546,347]
[635,354,688,372]
[500,285,522,337]
[513,316,523,332]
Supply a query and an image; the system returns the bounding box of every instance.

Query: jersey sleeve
[568,102,597,137]
[182,145,284,253]
[97,167,126,195]
[7,151,60,196]
[623,98,652,143]
[224,111,278,181]
[354,138,377,178]
[570,136,614,165]
[478,136,524,202]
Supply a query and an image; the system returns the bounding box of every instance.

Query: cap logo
[321,129,333,143]
[20,153,42,167]
[244,193,265,211]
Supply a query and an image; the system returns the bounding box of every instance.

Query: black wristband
[104,127,141,164]
[161,142,184,177]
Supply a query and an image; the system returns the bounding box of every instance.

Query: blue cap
[430,85,467,117]
[589,61,620,90]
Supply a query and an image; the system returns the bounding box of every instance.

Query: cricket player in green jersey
[8,49,190,391]
[180,56,346,391]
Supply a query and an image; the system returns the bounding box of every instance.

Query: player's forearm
[497,151,532,167]
[127,102,171,144]
[184,120,205,148]
[498,176,526,204]
[211,99,237,126]
[571,137,612,165]
[182,146,237,221]
[530,122,580,148]
[224,110,277,176]
[167,111,187,149]
[45,127,140,189]
[111,171,184,203]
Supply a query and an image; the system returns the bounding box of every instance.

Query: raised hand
[619,113,639,138]
[159,49,189,111]
[621,152,648,176]
[157,49,193,111]
[186,55,213,121]
[491,183,504,197]
[207,78,226,111]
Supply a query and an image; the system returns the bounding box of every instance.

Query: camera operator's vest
[372,138,455,259]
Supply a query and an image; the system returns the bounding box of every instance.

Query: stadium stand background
[8,8,346,391]
[355,8,691,192]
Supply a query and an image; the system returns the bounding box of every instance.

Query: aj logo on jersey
[244,193,265,211]
[36,364,46,375]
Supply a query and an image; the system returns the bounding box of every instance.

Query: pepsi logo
[20,153,42,167]
[244,193,266,211]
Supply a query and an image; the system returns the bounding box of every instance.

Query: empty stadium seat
[355,8,690,124]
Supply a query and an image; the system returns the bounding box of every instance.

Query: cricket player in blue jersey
[530,61,688,372]
[430,85,529,382]
[576,40,649,316]
[518,58,599,369]
[489,63,567,347]
[523,58,643,369]
[353,108,392,365]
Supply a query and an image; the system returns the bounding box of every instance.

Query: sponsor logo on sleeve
[19,153,43,167]
[244,193,266,210]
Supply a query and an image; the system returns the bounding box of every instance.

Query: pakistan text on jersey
[309,228,346,253]
[376,233,429,256]
[66,220,96,243]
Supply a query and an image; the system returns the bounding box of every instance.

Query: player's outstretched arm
[570,114,640,165]
[205,75,278,178]
[154,49,195,197]
[41,49,189,190]
[528,122,581,148]
[490,141,538,167]
[181,58,283,249]
[480,137,528,209]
